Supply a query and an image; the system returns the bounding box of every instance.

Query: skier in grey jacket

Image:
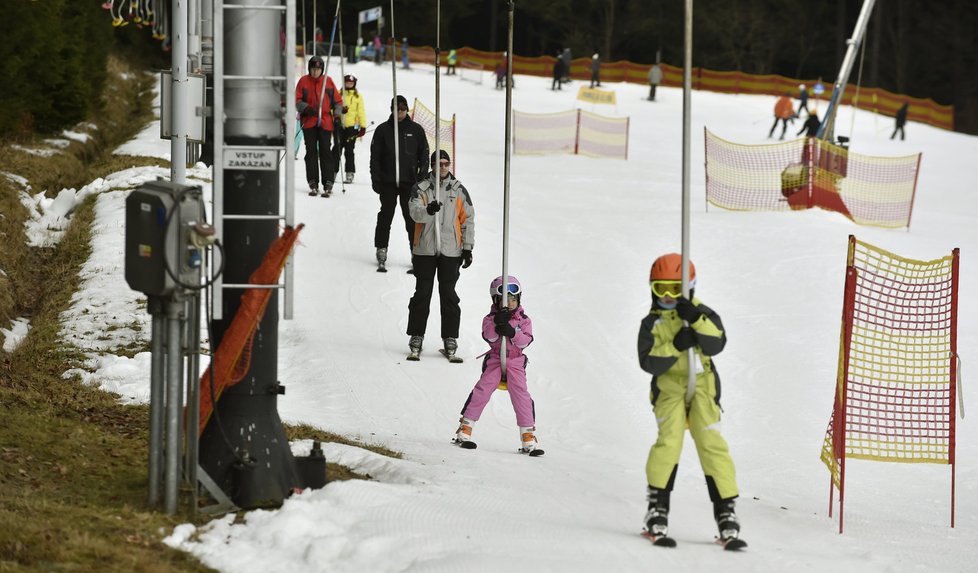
[405,150,475,358]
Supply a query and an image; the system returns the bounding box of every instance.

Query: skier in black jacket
[370,95,430,269]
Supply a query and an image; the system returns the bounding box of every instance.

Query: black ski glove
[426,201,441,215]
[461,249,472,268]
[495,322,516,338]
[493,308,512,325]
[673,327,697,352]
[675,298,702,324]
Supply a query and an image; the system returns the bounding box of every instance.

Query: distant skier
[638,254,744,548]
[338,74,367,184]
[647,63,663,101]
[401,37,410,69]
[891,101,909,140]
[372,33,383,65]
[406,150,475,361]
[797,111,820,138]
[796,83,810,117]
[446,48,457,75]
[768,92,795,140]
[495,52,513,90]
[454,275,542,456]
[552,50,565,90]
[590,51,601,88]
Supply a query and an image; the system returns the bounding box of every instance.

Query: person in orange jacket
[768,92,795,140]
[295,56,344,196]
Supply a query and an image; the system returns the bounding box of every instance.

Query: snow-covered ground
[31,58,978,572]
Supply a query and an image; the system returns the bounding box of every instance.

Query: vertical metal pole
[148,296,166,506]
[390,1,399,188]
[817,0,877,141]
[172,0,188,182]
[284,0,296,320]
[184,294,201,508]
[500,1,514,375]
[212,0,224,320]
[164,299,184,515]
[681,0,696,405]
[433,0,441,251]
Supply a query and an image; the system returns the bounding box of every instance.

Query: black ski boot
[643,487,676,547]
[714,498,747,550]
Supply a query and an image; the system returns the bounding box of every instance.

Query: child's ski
[716,537,748,551]
[439,349,463,363]
[640,531,677,548]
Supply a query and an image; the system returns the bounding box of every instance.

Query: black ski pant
[302,126,336,188]
[373,181,414,250]
[649,84,658,101]
[407,254,462,339]
[332,127,358,174]
[768,118,789,139]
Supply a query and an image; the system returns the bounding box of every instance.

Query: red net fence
[821,235,960,532]
[704,129,922,228]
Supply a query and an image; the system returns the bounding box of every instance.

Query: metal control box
[125,180,205,296]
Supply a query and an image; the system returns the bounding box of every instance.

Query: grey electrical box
[125,180,206,297]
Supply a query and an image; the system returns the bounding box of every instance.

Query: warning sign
[223,149,277,171]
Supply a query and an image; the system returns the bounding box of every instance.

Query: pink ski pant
[462,357,534,427]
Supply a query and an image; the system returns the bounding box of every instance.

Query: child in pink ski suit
[454,275,542,454]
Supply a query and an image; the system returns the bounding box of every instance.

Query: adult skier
[370,95,429,271]
[405,150,474,360]
[295,56,344,197]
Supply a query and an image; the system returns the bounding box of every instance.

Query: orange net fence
[197,224,305,435]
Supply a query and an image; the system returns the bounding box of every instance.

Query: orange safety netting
[705,129,922,228]
[197,224,305,435]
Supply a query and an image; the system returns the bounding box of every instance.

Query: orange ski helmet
[649,253,696,285]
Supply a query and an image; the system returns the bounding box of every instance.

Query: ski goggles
[650,280,683,298]
[494,283,522,296]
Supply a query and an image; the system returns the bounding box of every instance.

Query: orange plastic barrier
[197,224,305,435]
[407,45,954,132]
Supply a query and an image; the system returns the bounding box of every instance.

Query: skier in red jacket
[295,56,344,196]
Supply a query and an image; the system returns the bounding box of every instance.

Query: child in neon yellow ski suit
[638,253,743,544]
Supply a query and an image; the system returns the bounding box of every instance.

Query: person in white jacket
[405,150,475,358]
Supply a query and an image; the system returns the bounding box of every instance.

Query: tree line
[330,0,978,134]
[2,2,974,137]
